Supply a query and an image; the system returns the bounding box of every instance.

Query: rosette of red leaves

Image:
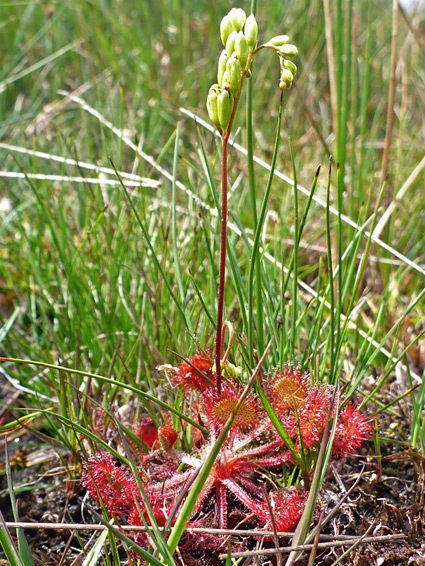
[82,358,373,558]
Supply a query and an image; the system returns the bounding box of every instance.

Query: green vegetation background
[0,0,424,478]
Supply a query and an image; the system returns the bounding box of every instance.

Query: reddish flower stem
[215,133,229,395]
[213,52,254,396]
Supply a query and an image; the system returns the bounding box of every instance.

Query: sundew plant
[1,1,424,565]
[80,8,372,564]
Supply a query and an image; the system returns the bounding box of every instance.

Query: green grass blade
[109,161,191,336]
[0,40,79,92]
[82,523,110,566]
[248,94,283,365]
[0,357,207,434]
[172,121,194,336]
[4,442,34,566]
[0,511,24,566]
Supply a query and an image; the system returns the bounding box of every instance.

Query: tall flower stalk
[80,11,374,559]
[206,8,299,392]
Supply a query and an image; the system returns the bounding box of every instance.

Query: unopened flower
[217,51,229,88]
[220,14,233,47]
[228,7,246,32]
[279,68,294,90]
[217,88,234,132]
[212,359,243,379]
[279,44,298,58]
[282,59,297,76]
[244,14,258,50]
[266,35,289,47]
[207,84,222,131]
[225,30,238,56]
[226,55,242,96]
[235,32,248,70]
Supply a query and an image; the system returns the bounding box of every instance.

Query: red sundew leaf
[127,495,173,527]
[202,384,260,432]
[138,451,179,481]
[82,452,140,513]
[135,415,158,449]
[258,488,310,533]
[331,401,373,457]
[158,424,178,449]
[268,363,310,414]
[296,384,333,449]
[169,351,214,393]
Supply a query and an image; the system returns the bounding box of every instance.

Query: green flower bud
[207,84,221,131]
[279,44,298,58]
[222,361,243,379]
[279,68,293,90]
[235,32,248,70]
[220,15,233,47]
[211,360,243,380]
[226,55,242,96]
[244,14,258,50]
[229,8,246,32]
[267,35,289,46]
[282,59,297,76]
[217,88,233,132]
[217,50,229,88]
[226,30,238,55]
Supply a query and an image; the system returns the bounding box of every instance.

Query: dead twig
[218,533,406,559]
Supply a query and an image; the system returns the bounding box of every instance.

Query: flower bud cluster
[207,8,258,133]
[266,34,298,90]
